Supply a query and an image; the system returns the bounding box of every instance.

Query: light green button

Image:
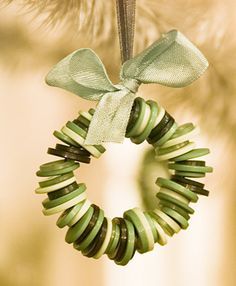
[171,148,210,161]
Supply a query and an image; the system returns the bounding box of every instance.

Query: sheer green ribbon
[46,30,208,145]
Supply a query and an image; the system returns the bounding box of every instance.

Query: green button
[124,208,154,254]
[151,208,181,234]
[168,162,213,173]
[171,148,210,161]
[155,142,196,162]
[36,163,79,177]
[56,144,90,156]
[112,218,128,262]
[40,159,75,172]
[47,147,91,164]
[93,217,113,259]
[36,175,76,194]
[66,121,106,154]
[115,219,135,266]
[131,100,158,144]
[152,122,178,147]
[42,183,86,209]
[107,221,121,258]
[56,200,86,228]
[53,130,79,147]
[162,207,189,229]
[38,172,74,188]
[159,200,190,220]
[156,192,194,214]
[42,191,87,216]
[126,99,140,133]
[174,171,206,178]
[74,208,104,251]
[65,206,94,243]
[47,181,80,200]
[149,210,175,237]
[82,218,108,258]
[126,97,146,137]
[156,177,198,202]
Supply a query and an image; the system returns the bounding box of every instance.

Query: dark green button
[74,207,104,251]
[113,217,128,262]
[43,183,85,208]
[47,147,91,164]
[75,205,100,245]
[126,99,140,133]
[73,119,88,130]
[126,97,146,138]
[176,160,206,166]
[56,144,90,156]
[171,175,209,196]
[47,181,79,200]
[148,111,171,139]
[148,117,175,144]
[82,218,108,257]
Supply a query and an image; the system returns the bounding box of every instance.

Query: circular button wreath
[35,97,212,266]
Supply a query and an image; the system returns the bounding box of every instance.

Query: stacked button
[48,144,91,164]
[126,97,177,146]
[35,99,212,266]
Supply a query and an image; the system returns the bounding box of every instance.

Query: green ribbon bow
[46,30,208,145]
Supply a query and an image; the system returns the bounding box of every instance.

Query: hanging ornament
[35,0,212,266]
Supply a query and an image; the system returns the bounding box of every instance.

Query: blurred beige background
[0,1,235,286]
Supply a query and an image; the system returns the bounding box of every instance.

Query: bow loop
[46,49,118,101]
[121,30,208,87]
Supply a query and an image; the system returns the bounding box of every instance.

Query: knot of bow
[46,30,208,145]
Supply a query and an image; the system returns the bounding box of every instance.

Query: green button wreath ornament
[35,1,212,266]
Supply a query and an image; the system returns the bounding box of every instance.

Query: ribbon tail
[84,90,135,145]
